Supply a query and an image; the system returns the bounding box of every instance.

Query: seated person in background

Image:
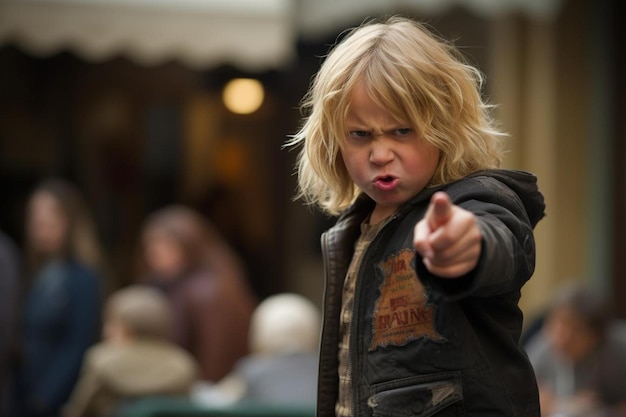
[525,283,626,417]
[63,285,199,417]
[208,293,320,407]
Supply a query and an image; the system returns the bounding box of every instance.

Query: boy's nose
[369,139,394,165]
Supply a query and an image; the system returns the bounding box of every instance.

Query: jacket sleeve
[415,177,537,300]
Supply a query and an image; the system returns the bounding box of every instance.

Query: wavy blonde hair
[287,17,505,216]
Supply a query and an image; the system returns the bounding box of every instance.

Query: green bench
[116,397,316,417]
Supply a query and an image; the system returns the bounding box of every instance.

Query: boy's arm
[413,188,536,298]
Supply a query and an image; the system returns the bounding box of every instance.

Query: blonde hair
[105,285,172,339]
[287,16,505,216]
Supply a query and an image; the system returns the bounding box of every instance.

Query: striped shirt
[335,220,384,417]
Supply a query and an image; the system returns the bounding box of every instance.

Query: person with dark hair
[526,283,626,416]
[18,178,105,417]
[138,205,257,382]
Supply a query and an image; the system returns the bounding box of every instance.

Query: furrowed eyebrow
[349,127,412,137]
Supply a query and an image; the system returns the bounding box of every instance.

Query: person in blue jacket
[18,179,106,417]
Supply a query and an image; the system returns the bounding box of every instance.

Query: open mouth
[379,175,394,183]
[374,175,398,190]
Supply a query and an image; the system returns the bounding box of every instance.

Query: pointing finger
[427,192,452,230]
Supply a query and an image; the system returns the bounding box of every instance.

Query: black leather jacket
[317,170,545,417]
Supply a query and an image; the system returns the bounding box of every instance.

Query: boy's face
[341,82,440,223]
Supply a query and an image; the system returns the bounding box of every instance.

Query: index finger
[427,192,452,230]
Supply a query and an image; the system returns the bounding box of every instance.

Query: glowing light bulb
[222,78,265,115]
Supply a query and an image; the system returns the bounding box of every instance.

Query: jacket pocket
[367,372,464,417]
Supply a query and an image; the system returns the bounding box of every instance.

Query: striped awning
[0,0,563,70]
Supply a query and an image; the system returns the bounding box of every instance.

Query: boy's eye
[395,128,413,136]
[347,128,413,139]
[349,131,370,138]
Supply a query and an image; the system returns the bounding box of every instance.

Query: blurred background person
[17,178,106,417]
[63,285,199,417]
[137,205,257,383]
[209,292,320,407]
[525,283,626,416]
[0,229,21,417]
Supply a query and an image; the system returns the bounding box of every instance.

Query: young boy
[63,285,199,417]
[288,16,545,416]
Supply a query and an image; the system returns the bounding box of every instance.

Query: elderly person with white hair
[211,293,321,407]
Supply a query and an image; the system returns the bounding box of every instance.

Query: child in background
[64,285,199,417]
[287,16,546,416]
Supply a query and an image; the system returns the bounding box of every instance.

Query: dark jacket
[0,231,20,417]
[21,260,102,417]
[151,267,257,382]
[317,170,545,417]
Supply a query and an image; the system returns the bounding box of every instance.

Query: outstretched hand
[413,192,482,278]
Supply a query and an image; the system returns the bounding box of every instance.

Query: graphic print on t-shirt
[370,248,443,350]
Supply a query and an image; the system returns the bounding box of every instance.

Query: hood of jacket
[470,169,545,228]
[340,169,545,229]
